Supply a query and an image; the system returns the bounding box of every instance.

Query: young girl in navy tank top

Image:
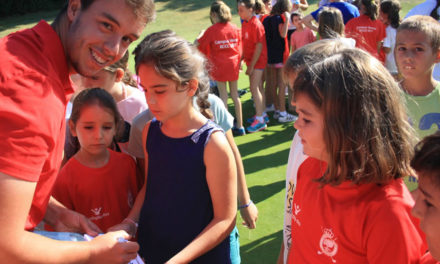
[109,30,237,264]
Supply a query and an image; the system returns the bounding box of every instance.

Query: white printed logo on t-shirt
[317,227,338,263]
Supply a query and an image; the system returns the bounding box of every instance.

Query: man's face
[66,0,146,76]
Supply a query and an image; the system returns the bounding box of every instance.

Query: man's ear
[69,119,77,137]
[187,79,199,97]
[67,0,82,22]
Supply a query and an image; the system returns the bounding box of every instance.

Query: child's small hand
[108,218,137,238]
[89,231,139,264]
[52,208,102,236]
[240,202,259,229]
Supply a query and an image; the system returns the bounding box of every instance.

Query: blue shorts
[229,226,241,264]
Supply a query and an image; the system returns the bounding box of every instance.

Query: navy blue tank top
[138,119,231,264]
[263,15,286,64]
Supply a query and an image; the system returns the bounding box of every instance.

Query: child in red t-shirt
[238,0,268,133]
[345,0,385,60]
[53,88,138,232]
[411,132,440,264]
[287,48,426,263]
[196,1,244,135]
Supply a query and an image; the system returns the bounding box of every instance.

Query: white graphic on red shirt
[317,227,338,263]
[294,204,301,215]
[91,207,102,216]
[90,207,109,221]
[292,203,301,227]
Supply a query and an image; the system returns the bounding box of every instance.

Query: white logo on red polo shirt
[317,227,338,263]
[292,203,301,226]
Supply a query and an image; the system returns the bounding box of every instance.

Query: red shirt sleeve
[0,72,54,181]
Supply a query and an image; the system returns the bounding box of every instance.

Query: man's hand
[89,231,139,264]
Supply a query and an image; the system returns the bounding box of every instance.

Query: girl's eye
[103,126,113,130]
[302,118,310,124]
[84,126,93,130]
[122,36,133,45]
[397,46,406,52]
[155,90,166,94]
[415,47,424,52]
[424,199,433,207]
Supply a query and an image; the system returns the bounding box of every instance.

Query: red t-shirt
[0,21,73,230]
[53,150,138,232]
[288,157,426,263]
[197,22,242,82]
[345,15,386,60]
[242,16,267,69]
[290,27,316,51]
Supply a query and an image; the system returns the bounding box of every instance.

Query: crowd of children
[6,0,440,263]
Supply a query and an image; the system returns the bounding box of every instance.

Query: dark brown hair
[411,132,440,187]
[238,0,264,12]
[54,0,155,27]
[293,49,415,185]
[271,0,291,15]
[359,0,379,20]
[380,0,401,29]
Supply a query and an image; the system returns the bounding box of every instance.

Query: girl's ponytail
[361,0,379,20]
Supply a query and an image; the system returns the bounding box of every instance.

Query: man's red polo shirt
[0,21,73,230]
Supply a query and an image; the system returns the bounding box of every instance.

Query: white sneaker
[265,104,275,112]
[278,113,298,123]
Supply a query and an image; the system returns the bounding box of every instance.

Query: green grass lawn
[0,0,424,262]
